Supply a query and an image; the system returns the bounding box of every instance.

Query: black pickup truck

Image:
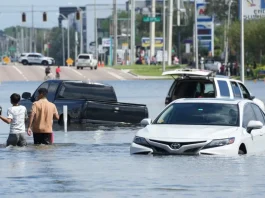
[20,80,149,125]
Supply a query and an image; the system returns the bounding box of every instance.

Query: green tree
[205,0,238,22]
[47,27,76,65]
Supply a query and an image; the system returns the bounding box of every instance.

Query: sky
[0,0,127,42]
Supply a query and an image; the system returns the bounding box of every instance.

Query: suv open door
[163,69,217,105]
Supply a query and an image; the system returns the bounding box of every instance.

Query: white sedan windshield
[154,103,239,126]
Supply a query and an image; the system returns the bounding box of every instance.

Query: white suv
[19,53,55,66]
[76,54,97,70]
[163,69,265,112]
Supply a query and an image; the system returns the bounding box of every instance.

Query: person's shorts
[33,133,53,145]
[6,133,27,147]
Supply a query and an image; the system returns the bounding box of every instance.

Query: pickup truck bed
[20,80,149,126]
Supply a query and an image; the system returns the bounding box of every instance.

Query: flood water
[1,80,265,197]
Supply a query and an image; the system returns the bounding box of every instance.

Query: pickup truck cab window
[32,82,50,101]
[230,81,242,98]
[47,82,60,101]
[217,80,230,97]
[238,83,250,99]
[57,82,117,102]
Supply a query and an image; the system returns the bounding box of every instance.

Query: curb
[111,67,172,80]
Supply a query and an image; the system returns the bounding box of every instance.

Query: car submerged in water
[130,98,265,156]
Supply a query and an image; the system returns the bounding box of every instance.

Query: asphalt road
[0,65,139,82]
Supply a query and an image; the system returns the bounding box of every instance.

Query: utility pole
[80,9,83,54]
[21,27,24,52]
[113,0,118,66]
[162,0,166,72]
[130,0,135,65]
[67,15,70,61]
[150,0,156,58]
[75,31,78,66]
[240,0,244,83]
[62,26,65,66]
[225,0,233,68]
[94,0,98,61]
[167,0,173,66]
[194,0,199,69]
[30,5,33,52]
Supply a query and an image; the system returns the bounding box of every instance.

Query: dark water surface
[0,80,265,197]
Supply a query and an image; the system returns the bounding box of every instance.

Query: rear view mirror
[140,118,152,127]
[247,120,263,133]
[22,92,31,99]
[249,95,255,100]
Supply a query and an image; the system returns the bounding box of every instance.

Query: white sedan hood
[138,125,239,142]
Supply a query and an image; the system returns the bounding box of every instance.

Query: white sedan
[130,98,265,156]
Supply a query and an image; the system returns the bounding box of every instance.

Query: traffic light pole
[67,16,70,62]
[62,25,65,66]
[162,0,166,72]
[80,8,83,54]
[94,0,98,61]
[113,0,118,66]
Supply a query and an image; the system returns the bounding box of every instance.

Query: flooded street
[1,80,265,197]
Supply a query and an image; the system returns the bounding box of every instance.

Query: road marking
[107,71,126,81]
[71,68,83,76]
[39,66,45,70]
[67,67,90,80]
[12,66,29,81]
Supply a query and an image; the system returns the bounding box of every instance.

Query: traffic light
[76,10,80,20]
[43,12,47,22]
[22,12,26,22]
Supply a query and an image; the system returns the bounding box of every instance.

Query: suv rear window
[57,82,117,102]
[78,55,90,59]
[172,80,215,100]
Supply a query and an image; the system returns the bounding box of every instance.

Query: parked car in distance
[130,98,265,156]
[76,53,98,70]
[162,69,265,112]
[19,52,55,66]
[20,80,149,126]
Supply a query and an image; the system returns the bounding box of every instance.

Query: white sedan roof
[172,98,246,105]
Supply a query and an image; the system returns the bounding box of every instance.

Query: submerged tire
[238,149,245,155]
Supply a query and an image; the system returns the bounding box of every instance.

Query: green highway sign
[9,46,16,52]
[143,16,161,22]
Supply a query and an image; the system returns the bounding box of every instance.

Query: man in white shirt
[0,93,28,147]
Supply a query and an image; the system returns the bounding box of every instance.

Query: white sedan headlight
[203,137,235,149]
[133,136,149,147]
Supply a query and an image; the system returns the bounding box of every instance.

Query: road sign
[66,58,73,66]
[143,16,161,22]
[3,56,10,64]
[9,46,16,52]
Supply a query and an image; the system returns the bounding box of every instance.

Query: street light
[224,0,234,71]
[240,0,244,83]
[57,13,70,66]
[194,0,199,69]
[68,2,83,54]
[76,7,83,54]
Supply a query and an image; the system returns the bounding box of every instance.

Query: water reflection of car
[130,98,265,156]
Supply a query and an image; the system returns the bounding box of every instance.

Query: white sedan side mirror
[247,120,263,133]
[140,118,152,127]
